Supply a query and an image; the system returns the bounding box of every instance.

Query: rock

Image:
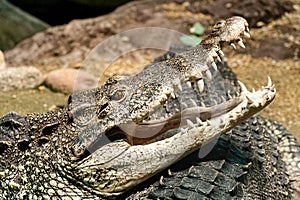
[4,0,194,69]
[0,0,49,50]
[0,66,44,91]
[45,68,98,94]
[0,51,5,69]
[4,0,294,68]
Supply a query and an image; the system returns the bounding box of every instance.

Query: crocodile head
[66,16,276,195]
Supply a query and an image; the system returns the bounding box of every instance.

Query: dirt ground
[2,0,299,140]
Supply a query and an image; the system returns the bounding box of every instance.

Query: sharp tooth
[221,96,226,102]
[267,76,273,87]
[159,176,164,185]
[246,94,255,104]
[230,43,236,49]
[252,88,256,93]
[177,83,182,91]
[211,50,218,58]
[171,92,176,99]
[218,50,224,57]
[208,56,214,63]
[197,79,204,93]
[246,26,250,33]
[244,31,251,38]
[211,62,218,71]
[181,102,188,108]
[238,39,246,48]
[190,98,197,107]
[163,100,168,107]
[168,169,172,176]
[213,99,218,105]
[228,93,232,99]
[238,80,249,93]
[186,119,195,128]
[196,117,202,124]
[217,55,222,62]
[186,81,192,88]
[206,120,211,125]
[235,91,240,96]
[200,102,206,107]
[205,70,212,80]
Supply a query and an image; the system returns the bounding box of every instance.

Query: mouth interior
[80,75,275,161]
[87,62,248,149]
[101,93,243,145]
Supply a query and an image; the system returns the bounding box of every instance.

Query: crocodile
[0,16,299,199]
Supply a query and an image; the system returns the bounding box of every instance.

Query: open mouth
[70,15,276,161]
[73,20,275,155]
[73,74,276,196]
[75,62,276,159]
[68,16,278,196]
[100,75,276,146]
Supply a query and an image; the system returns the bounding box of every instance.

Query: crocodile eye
[110,89,126,102]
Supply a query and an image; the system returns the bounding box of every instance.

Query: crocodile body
[0,16,299,199]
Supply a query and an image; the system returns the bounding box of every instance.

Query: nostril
[98,103,109,119]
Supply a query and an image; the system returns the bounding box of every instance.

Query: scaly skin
[1,16,298,199]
